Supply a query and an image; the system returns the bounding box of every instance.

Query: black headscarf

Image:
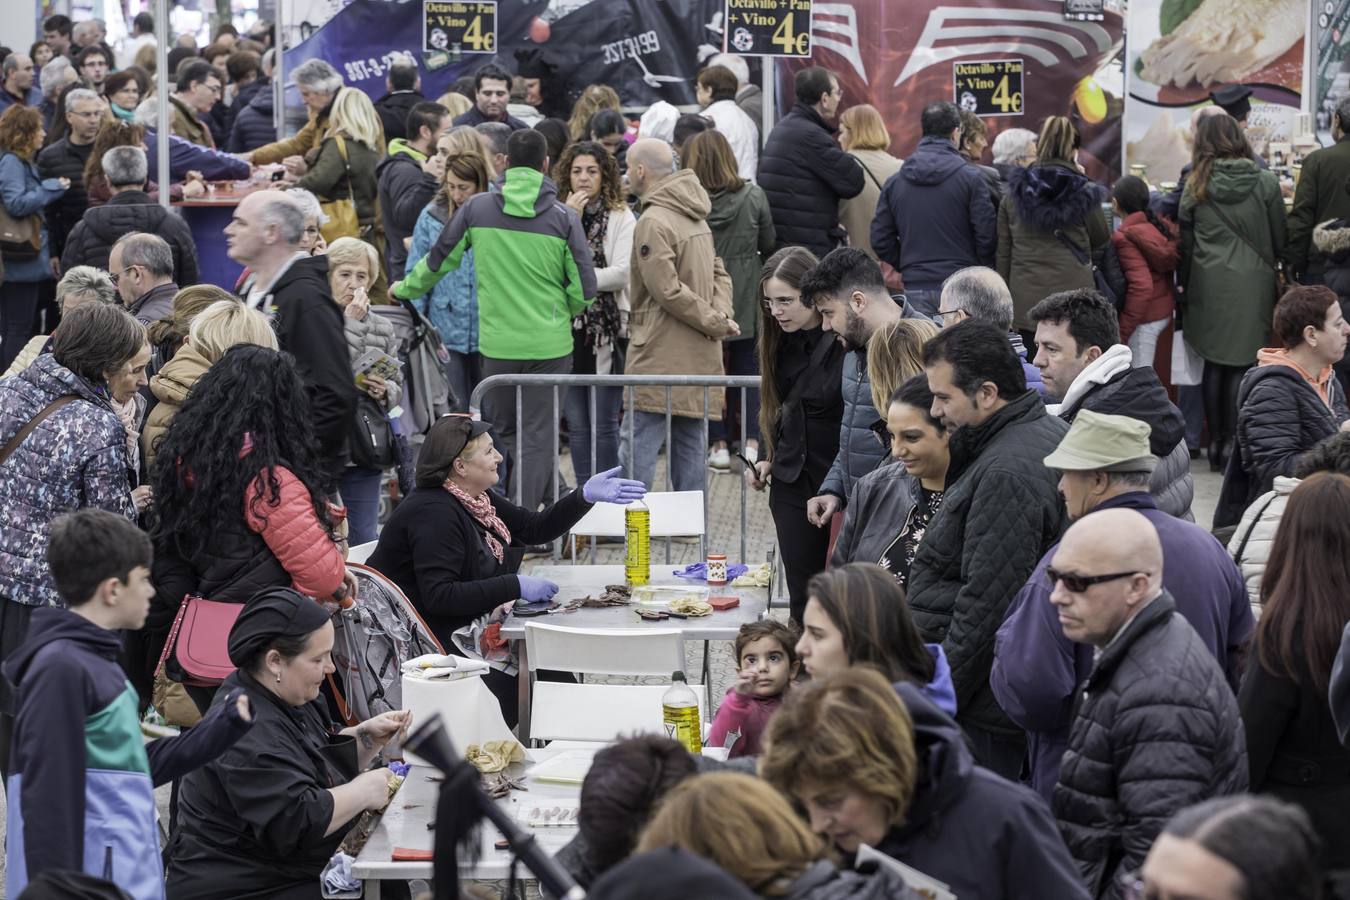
[227,587,333,669]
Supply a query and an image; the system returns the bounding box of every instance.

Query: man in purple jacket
[991,410,1252,801]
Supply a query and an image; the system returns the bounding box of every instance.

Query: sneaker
[742,444,759,466]
[708,447,731,471]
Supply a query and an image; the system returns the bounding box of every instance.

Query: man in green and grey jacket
[392,128,596,511]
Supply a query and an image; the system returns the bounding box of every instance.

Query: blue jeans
[903,285,943,320]
[620,412,707,494]
[564,384,622,486]
[340,467,385,546]
[446,349,481,413]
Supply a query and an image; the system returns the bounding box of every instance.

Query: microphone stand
[404,713,585,900]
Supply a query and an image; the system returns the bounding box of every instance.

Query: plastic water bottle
[662,671,702,753]
[625,499,650,585]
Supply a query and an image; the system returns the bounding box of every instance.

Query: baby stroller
[327,563,444,725]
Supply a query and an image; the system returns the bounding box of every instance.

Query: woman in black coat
[1215,285,1350,527]
[367,415,644,720]
[1240,473,1350,873]
[759,668,1089,900]
[744,247,844,623]
[166,588,412,899]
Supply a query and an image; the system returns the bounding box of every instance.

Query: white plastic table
[352,744,595,899]
[500,564,769,739]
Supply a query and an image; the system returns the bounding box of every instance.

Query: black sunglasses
[1046,567,1143,593]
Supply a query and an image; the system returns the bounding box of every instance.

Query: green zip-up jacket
[394,167,596,360]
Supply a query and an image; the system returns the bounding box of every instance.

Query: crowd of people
[0,10,1349,900]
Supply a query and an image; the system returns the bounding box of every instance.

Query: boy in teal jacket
[5,509,253,900]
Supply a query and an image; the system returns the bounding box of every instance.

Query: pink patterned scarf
[443,478,511,564]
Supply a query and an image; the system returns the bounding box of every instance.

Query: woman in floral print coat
[0,302,147,775]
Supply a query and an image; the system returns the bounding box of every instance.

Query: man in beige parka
[621,138,738,492]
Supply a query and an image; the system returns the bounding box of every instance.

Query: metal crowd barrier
[469,373,762,565]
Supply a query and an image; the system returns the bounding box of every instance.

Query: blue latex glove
[583,466,648,505]
[672,563,750,581]
[517,575,559,603]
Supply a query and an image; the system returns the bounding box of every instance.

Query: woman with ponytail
[1179,113,1286,471]
[1111,174,1179,368]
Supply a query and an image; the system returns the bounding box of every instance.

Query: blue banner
[284,0,723,116]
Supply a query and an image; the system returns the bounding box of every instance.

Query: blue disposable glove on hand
[517,575,559,603]
[583,466,648,505]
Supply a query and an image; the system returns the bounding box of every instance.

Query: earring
[275,673,282,684]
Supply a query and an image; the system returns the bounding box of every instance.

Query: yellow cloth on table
[732,563,771,587]
[466,739,525,774]
[669,598,712,617]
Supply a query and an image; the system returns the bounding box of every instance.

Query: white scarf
[1046,344,1135,416]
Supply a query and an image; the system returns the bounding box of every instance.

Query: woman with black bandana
[555,140,636,485]
[165,588,411,899]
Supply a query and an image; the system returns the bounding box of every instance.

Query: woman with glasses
[744,246,844,623]
[1239,473,1350,875]
[0,105,69,374]
[1124,795,1322,900]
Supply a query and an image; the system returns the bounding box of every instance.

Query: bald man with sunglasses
[1041,509,1248,900]
[991,409,1252,804]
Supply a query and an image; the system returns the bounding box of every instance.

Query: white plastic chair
[567,490,705,561]
[523,622,697,743]
[347,540,379,564]
[524,622,685,677]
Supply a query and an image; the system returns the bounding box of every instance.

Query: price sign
[1063,0,1105,21]
[423,0,497,55]
[953,59,1025,117]
[724,0,812,58]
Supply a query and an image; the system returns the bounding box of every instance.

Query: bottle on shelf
[625,498,650,585]
[662,671,702,753]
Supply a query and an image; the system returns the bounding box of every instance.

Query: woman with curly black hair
[556,140,635,484]
[147,345,352,712]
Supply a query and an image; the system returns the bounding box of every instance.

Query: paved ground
[0,457,1225,896]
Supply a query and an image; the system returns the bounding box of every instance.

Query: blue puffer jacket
[870,136,997,289]
[0,151,65,282]
[817,347,886,503]
[0,355,136,607]
[406,201,478,354]
[227,85,276,153]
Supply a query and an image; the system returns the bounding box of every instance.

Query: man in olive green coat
[1286,97,1350,283]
